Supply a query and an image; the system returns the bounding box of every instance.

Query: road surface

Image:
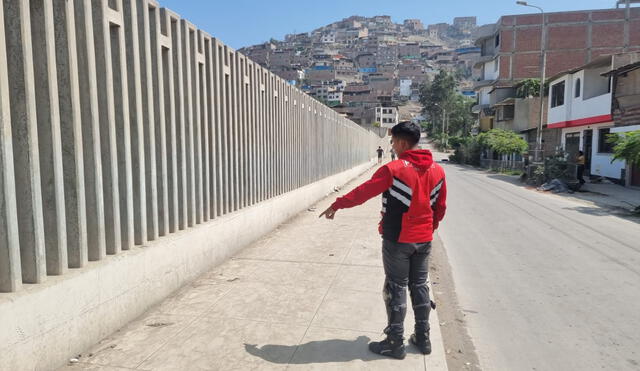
[437,158,640,371]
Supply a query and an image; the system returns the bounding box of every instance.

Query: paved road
[437,158,640,371]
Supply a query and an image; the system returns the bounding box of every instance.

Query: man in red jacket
[320,121,447,359]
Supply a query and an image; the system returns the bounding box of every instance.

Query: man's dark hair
[391,121,421,146]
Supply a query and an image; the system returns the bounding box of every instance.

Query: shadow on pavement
[245,335,418,364]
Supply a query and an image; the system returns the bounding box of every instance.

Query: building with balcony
[546,56,625,181]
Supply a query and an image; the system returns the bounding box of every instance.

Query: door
[632,163,640,187]
[583,129,593,176]
[565,132,580,160]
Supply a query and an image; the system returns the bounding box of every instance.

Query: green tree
[419,70,456,134]
[478,129,528,155]
[419,70,475,141]
[515,78,549,98]
[608,130,640,165]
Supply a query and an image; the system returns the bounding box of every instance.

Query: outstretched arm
[320,166,392,219]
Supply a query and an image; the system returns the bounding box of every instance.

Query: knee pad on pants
[409,282,429,308]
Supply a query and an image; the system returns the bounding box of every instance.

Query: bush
[608,130,640,165]
[449,136,482,166]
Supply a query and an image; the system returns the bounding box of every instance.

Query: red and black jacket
[331,149,447,243]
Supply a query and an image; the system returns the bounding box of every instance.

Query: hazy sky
[158,0,626,49]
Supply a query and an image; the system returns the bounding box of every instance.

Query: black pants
[577,165,585,184]
[381,239,432,338]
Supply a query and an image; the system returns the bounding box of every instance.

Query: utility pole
[517,1,546,162]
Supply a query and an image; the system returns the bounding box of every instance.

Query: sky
[158,0,625,49]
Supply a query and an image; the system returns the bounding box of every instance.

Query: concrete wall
[0,0,385,368]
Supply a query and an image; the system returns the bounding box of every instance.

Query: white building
[376,106,399,128]
[327,91,343,104]
[321,33,336,44]
[546,56,625,181]
[400,78,412,97]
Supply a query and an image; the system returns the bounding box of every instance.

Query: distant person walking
[391,149,396,161]
[320,122,447,359]
[377,146,384,164]
[576,151,586,185]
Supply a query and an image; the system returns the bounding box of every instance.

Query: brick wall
[494,8,640,84]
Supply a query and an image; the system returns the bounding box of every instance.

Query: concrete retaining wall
[0,159,378,370]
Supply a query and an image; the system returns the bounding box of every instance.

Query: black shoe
[410,333,431,355]
[369,336,406,359]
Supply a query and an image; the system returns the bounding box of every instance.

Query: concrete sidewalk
[61,166,448,371]
[565,181,640,213]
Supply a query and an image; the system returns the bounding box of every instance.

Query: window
[574,78,581,98]
[598,128,614,153]
[494,58,499,72]
[495,34,500,47]
[497,105,514,121]
[551,81,565,108]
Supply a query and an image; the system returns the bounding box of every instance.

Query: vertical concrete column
[276,79,283,195]
[261,71,268,199]
[54,0,89,269]
[226,48,235,211]
[297,94,302,188]
[245,58,256,206]
[282,85,288,193]
[199,32,210,222]
[192,29,203,224]
[161,9,179,233]
[3,0,47,283]
[74,0,106,261]
[210,39,222,218]
[149,2,169,236]
[31,0,68,275]
[222,46,231,214]
[108,0,134,252]
[92,0,122,254]
[273,79,279,196]
[253,63,260,204]
[258,68,266,202]
[237,55,246,208]
[230,51,240,210]
[0,0,21,292]
[265,70,271,199]
[181,21,195,227]
[269,75,276,198]
[220,44,230,215]
[140,0,159,240]
[122,0,147,246]
[287,85,293,192]
[293,94,304,187]
[265,73,272,199]
[242,59,250,206]
[172,16,187,229]
[243,57,254,207]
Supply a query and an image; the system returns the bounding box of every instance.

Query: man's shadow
[245,335,419,364]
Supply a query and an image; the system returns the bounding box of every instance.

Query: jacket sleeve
[432,177,447,231]
[331,166,392,210]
